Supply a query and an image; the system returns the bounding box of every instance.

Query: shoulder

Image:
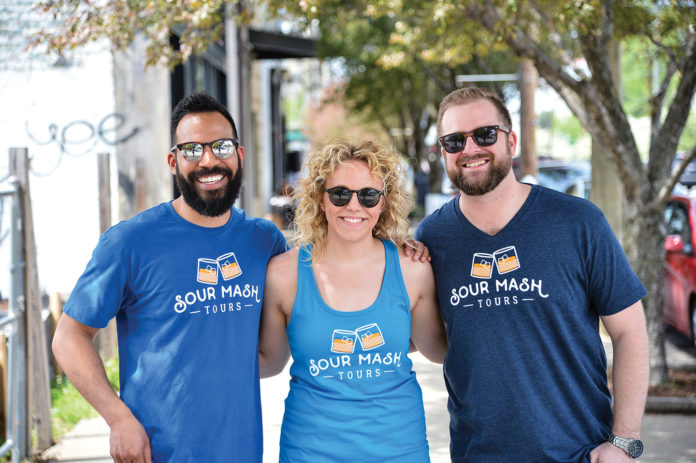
[416,195,459,238]
[100,202,171,243]
[232,209,288,252]
[398,249,435,292]
[267,247,300,284]
[235,209,285,237]
[532,186,604,220]
[265,247,300,311]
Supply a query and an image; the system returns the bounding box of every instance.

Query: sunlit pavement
[41,337,696,463]
[260,352,451,463]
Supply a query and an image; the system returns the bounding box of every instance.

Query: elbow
[259,352,289,378]
[52,328,67,365]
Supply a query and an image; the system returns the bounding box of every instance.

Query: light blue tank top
[279,239,430,463]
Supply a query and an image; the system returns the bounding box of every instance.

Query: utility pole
[519,58,538,178]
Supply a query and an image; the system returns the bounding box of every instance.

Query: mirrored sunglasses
[439,125,510,153]
[171,138,239,162]
[326,186,384,208]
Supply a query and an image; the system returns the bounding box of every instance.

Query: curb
[645,396,696,414]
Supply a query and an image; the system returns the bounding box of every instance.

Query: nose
[198,145,219,167]
[461,134,481,153]
[346,191,362,209]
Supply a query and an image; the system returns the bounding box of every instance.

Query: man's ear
[168,151,177,175]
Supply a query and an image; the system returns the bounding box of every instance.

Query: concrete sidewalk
[42,339,696,463]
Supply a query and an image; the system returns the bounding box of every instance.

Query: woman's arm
[258,248,298,378]
[401,255,447,363]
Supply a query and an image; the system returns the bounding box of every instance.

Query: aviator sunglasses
[326,186,384,208]
[171,138,239,162]
[439,125,510,154]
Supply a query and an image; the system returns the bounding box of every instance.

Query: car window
[666,202,692,247]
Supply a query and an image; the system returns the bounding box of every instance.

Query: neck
[319,234,383,263]
[458,172,531,235]
[171,196,231,228]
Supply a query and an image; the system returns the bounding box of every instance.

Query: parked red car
[664,194,696,347]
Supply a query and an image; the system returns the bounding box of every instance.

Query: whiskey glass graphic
[217,252,242,280]
[331,329,358,354]
[197,258,219,284]
[355,323,385,350]
[471,253,494,279]
[494,246,520,274]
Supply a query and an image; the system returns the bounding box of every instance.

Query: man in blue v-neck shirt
[416,86,649,462]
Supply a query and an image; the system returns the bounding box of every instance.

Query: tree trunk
[623,199,669,386]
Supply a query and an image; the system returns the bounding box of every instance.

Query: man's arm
[591,301,649,462]
[53,313,151,463]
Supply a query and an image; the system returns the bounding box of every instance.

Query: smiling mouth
[343,217,364,223]
[197,174,224,184]
[462,159,489,168]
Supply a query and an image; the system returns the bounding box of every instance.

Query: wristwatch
[608,434,643,458]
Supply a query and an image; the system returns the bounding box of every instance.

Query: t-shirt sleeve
[63,230,130,328]
[270,224,288,257]
[587,213,647,316]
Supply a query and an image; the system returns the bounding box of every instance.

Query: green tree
[275,0,519,179]
[287,0,695,385]
[30,0,696,384]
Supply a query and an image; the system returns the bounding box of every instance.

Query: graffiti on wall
[24,113,139,175]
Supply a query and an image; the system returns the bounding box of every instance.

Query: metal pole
[9,148,28,462]
[455,73,518,83]
[0,177,19,462]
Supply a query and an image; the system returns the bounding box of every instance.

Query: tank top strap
[295,245,315,307]
[380,239,410,310]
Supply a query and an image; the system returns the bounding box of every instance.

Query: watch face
[629,440,644,458]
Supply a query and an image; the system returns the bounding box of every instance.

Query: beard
[446,146,512,196]
[175,158,243,217]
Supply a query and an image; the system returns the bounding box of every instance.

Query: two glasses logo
[331,323,385,354]
[471,246,521,279]
[197,252,242,285]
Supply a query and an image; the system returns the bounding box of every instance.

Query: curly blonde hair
[292,140,411,258]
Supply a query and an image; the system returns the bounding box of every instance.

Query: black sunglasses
[171,138,239,162]
[325,187,384,208]
[439,125,510,153]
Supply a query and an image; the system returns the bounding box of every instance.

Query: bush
[50,357,119,440]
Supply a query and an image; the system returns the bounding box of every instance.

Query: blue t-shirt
[64,202,287,462]
[415,186,646,463]
[280,240,430,463]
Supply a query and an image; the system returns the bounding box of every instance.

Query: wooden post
[48,293,63,377]
[10,148,53,450]
[95,153,118,361]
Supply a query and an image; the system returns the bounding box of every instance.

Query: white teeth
[198,175,223,184]
[464,159,487,168]
[344,218,362,223]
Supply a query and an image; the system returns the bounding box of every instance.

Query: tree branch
[654,144,696,212]
[649,37,696,207]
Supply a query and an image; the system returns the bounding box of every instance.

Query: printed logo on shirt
[309,322,402,381]
[450,245,549,309]
[172,251,260,316]
[470,246,520,279]
[197,252,242,284]
[331,323,385,353]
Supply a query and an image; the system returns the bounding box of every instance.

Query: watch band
[608,434,643,458]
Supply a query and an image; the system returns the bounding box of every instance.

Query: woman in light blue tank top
[259,141,447,463]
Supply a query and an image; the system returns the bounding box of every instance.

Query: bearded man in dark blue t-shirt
[416,87,649,463]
